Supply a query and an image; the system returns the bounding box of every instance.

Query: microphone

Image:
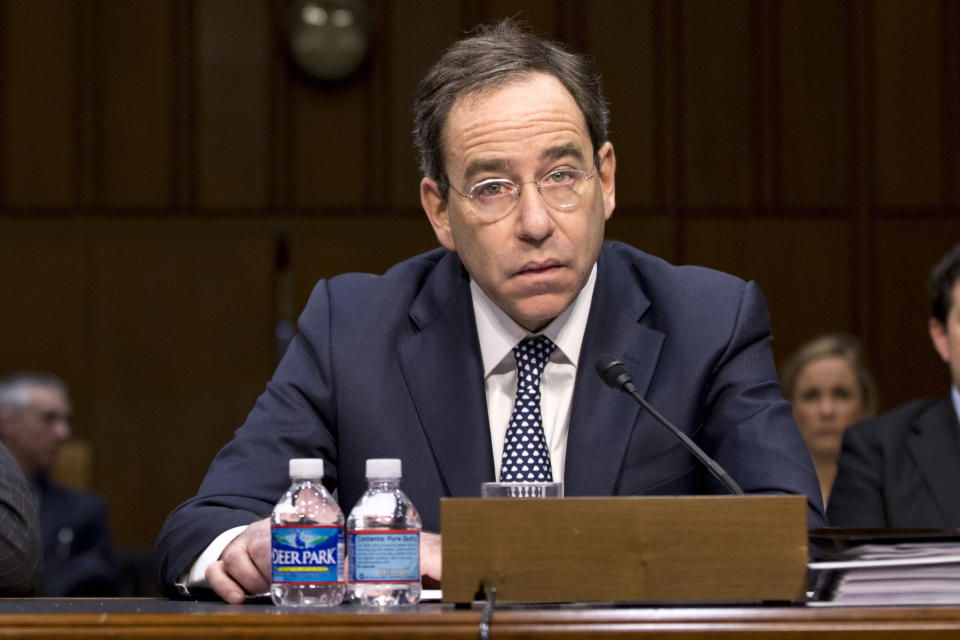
[595,354,743,495]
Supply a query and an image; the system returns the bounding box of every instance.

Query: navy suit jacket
[155,242,823,595]
[828,396,960,528]
[34,476,119,597]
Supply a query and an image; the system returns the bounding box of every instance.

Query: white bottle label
[348,530,420,583]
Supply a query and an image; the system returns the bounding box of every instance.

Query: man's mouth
[515,260,563,276]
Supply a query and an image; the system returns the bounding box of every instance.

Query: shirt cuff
[175,525,249,593]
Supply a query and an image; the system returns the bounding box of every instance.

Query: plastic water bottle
[270,458,345,606]
[347,458,422,607]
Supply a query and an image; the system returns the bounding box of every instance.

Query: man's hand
[205,517,271,604]
[205,519,442,602]
[421,531,442,587]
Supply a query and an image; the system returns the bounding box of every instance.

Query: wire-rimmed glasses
[446,167,595,222]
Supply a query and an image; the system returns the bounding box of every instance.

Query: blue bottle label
[348,530,420,583]
[271,525,343,584]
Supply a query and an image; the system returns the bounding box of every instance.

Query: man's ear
[930,317,951,364]
[420,177,456,251]
[596,141,616,221]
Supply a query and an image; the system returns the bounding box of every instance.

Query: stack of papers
[809,542,960,606]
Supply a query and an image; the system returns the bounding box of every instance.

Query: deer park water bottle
[270,458,345,606]
[347,458,422,607]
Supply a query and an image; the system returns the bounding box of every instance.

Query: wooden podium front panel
[441,495,808,604]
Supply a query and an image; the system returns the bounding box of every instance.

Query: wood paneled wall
[1,0,958,547]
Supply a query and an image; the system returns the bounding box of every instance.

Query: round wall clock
[288,0,370,82]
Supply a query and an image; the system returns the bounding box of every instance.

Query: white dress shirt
[472,264,597,482]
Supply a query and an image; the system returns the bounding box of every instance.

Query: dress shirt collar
[471,263,597,376]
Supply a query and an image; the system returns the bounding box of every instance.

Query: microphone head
[595,354,633,392]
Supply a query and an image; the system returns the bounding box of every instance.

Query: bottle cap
[289,458,324,479]
[366,458,401,479]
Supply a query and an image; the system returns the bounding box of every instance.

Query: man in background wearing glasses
[157,19,823,603]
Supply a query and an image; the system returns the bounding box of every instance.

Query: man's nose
[515,183,554,238]
[54,418,71,440]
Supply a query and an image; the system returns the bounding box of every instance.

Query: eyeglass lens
[467,170,591,218]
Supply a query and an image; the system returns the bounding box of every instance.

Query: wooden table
[4,599,960,639]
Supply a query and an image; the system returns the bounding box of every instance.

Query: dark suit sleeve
[154,279,340,597]
[700,281,826,528]
[826,421,887,527]
[0,442,42,595]
[40,489,119,597]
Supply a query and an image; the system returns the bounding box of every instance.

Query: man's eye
[545,170,574,185]
[475,181,511,197]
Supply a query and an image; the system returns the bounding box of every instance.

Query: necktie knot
[513,335,557,390]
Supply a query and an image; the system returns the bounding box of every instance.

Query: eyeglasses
[446,167,595,222]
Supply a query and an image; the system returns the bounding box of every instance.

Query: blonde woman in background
[781,334,877,506]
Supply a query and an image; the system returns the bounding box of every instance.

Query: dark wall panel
[950,0,960,206]
[0,221,95,396]
[197,0,270,209]
[385,1,462,208]
[587,1,657,209]
[3,0,76,206]
[288,215,438,307]
[780,0,853,207]
[483,0,564,33]
[100,1,174,206]
[874,1,942,208]
[290,78,370,208]
[605,213,676,266]
[680,0,753,208]
[875,220,959,409]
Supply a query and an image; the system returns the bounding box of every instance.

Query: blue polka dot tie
[499,335,557,482]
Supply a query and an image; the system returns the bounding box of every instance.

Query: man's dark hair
[929,242,960,325]
[412,18,609,197]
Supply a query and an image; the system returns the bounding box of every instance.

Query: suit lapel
[397,252,495,497]
[565,247,664,495]
[906,396,960,526]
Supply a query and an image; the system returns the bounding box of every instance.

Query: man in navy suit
[829,242,960,527]
[156,19,823,602]
[0,372,118,596]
